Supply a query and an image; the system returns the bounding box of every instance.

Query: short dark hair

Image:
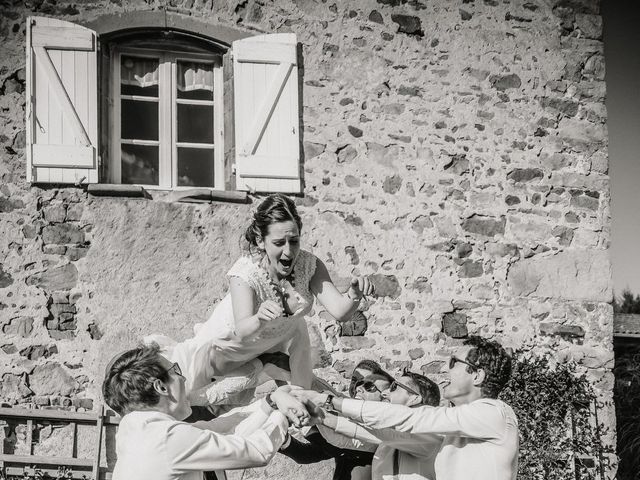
[102,343,170,415]
[244,194,302,249]
[463,336,512,398]
[403,371,440,407]
[349,360,393,397]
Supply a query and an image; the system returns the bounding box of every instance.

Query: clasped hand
[269,386,320,427]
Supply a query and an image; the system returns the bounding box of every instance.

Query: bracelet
[323,393,335,411]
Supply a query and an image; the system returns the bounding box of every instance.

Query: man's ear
[153,378,169,397]
[472,368,486,388]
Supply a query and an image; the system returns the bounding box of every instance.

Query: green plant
[613,342,640,480]
[501,356,611,480]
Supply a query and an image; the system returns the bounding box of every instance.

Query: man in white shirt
[317,370,443,480]
[102,343,307,480]
[296,336,519,480]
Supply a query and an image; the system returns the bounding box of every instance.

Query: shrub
[501,356,611,480]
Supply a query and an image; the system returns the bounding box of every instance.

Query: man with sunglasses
[278,362,395,479]
[304,370,442,480]
[103,343,309,480]
[296,336,519,480]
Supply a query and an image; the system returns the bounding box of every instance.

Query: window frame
[109,45,225,190]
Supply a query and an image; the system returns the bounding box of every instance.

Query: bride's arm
[230,277,282,339]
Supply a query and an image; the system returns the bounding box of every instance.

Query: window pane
[177,61,214,101]
[177,148,214,187]
[121,143,159,185]
[122,99,158,141]
[177,104,214,143]
[121,56,159,97]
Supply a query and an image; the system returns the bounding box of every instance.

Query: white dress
[193,249,318,388]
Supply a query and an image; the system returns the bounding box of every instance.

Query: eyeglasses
[354,380,382,394]
[389,380,420,396]
[165,362,183,378]
[449,356,480,371]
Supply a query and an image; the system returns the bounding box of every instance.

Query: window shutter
[232,33,301,193]
[26,16,98,184]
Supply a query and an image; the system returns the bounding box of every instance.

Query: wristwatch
[323,393,335,411]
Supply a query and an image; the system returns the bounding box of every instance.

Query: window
[25,15,302,193]
[112,48,224,189]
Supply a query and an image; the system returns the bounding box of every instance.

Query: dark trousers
[279,427,375,480]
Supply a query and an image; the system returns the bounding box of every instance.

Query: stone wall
[0,0,613,477]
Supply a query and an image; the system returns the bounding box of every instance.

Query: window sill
[87,184,248,204]
[87,184,148,198]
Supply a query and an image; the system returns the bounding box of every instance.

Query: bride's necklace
[260,256,295,309]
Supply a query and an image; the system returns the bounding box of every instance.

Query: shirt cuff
[340,398,366,422]
[335,415,359,438]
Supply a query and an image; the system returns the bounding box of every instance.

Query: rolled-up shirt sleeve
[340,398,507,441]
[166,410,288,474]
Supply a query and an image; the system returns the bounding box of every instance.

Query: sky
[602,0,640,296]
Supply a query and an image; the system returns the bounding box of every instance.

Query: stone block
[339,311,367,336]
[337,144,357,163]
[65,203,84,221]
[458,260,483,278]
[43,245,67,255]
[507,250,611,302]
[0,265,14,288]
[51,292,69,304]
[339,336,377,352]
[26,263,78,291]
[0,373,32,403]
[390,14,423,37]
[49,303,76,316]
[461,215,506,237]
[507,168,543,183]
[443,312,468,338]
[1,344,17,354]
[303,141,325,160]
[42,224,85,245]
[43,205,66,223]
[382,175,402,194]
[370,274,401,299]
[489,73,522,91]
[408,348,424,360]
[420,360,445,374]
[539,322,585,338]
[87,322,103,340]
[66,246,89,261]
[49,330,75,340]
[29,363,79,397]
[2,317,34,338]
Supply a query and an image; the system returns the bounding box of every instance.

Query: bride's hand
[257,300,283,322]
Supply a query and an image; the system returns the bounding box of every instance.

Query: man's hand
[270,386,310,428]
[288,389,329,406]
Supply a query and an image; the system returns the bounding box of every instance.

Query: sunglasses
[449,356,480,371]
[165,362,183,378]
[355,380,382,394]
[389,380,420,396]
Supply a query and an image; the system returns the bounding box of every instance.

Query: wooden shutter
[232,33,301,193]
[26,16,98,184]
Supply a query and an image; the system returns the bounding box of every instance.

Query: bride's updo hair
[244,194,303,249]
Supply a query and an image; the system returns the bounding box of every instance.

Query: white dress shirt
[340,397,519,480]
[318,415,440,479]
[112,399,288,480]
